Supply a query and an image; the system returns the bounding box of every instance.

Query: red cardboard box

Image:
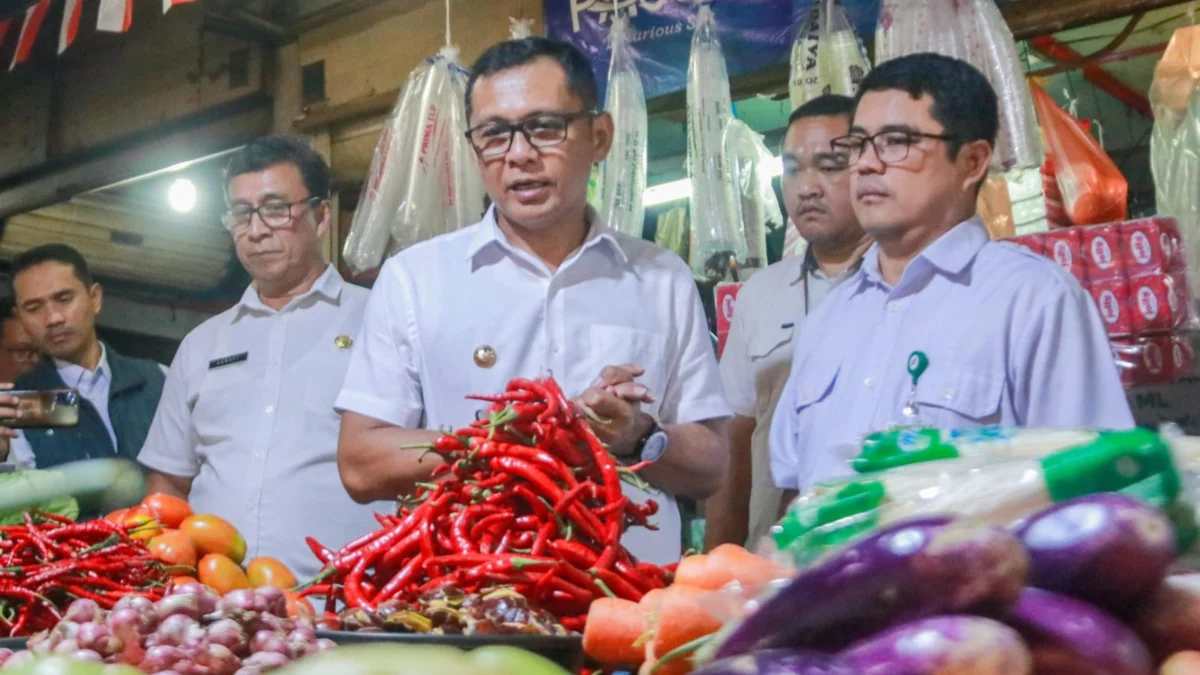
[1081,224,1124,281]
[1171,333,1195,380]
[715,282,743,358]
[1044,229,1086,283]
[1128,273,1183,334]
[1089,277,1132,337]
[1122,217,1184,275]
[1007,235,1045,256]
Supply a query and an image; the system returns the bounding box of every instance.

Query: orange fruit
[197,554,250,595]
[246,557,298,590]
[148,530,198,568]
[180,514,246,564]
[142,494,192,529]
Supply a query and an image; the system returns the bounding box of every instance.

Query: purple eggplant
[1014,493,1174,615]
[691,649,856,675]
[838,615,1031,675]
[712,517,1028,660]
[1007,588,1152,675]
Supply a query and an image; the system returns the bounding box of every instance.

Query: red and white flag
[97,0,132,33]
[9,0,50,71]
[163,0,197,14]
[58,0,83,53]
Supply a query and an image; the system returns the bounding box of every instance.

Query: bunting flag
[97,0,132,33]
[58,0,82,53]
[162,0,197,15]
[10,0,50,71]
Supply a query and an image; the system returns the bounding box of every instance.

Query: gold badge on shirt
[474,345,497,368]
[334,335,353,350]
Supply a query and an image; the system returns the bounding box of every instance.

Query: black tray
[315,630,583,672]
[0,637,26,652]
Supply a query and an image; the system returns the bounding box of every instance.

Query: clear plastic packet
[687,3,748,284]
[789,0,871,109]
[1114,335,1197,389]
[723,119,783,272]
[594,15,648,238]
[876,0,1042,171]
[508,16,534,39]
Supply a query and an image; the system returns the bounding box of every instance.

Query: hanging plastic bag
[594,15,648,238]
[1151,25,1200,296]
[724,119,784,272]
[508,16,534,39]
[1030,83,1127,226]
[687,3,749,283]
[876,0,1042,171]
[789,0,871,109]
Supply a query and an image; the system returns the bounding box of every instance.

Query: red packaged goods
[715,282,742,358]
[1089,277,1132,337]
[1129,273,1183,334]
[1121,217,1185,275]
[1007,234,1045,256]
[1044,228,1086,282]
[1081,224,1124,280]
[1171,333,1195,379]
[1111,339,1139,388]
[1139,336,1175,385]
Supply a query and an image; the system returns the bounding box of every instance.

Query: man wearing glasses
[770,53,1133,499]
[139,136,387,580]
[335,37,730,565]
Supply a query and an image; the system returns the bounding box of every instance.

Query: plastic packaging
[342,46,484,274]
[687,3,748,283]
[723,119,784,271]
[1114,335,1197,388]
[977,173,1015,239]
[844,426,1105,474]
[1031,83,1128,226]
[789,0,872,109]
[508,16,534,39]
[594,15,648,238]
[875,0,1042,171]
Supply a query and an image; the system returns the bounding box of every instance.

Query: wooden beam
[1002,0,1194,40]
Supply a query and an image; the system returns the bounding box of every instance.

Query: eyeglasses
[465,111,597,159]
[831,130,961,165]
[221,197,323,233]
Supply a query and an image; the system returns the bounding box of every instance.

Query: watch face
[642,431,669,463]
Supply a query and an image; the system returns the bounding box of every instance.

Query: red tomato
[197,554,250,595]
[123,507,165,541]
[148,529,198,568]
[103,508,130,525]
[142,494,192,529]
[171,575,199,588]
[246,557,298,590]
[180,514,247,564]
[284,591,315,619]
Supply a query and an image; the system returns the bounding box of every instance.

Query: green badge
[901,351,929,421]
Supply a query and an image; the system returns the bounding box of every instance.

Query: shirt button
[265,405,274,414]
[864,377,875,388]
[888,302,900,313]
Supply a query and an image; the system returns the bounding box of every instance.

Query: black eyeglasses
[465,111,597,159]
[831,130,961,165]
[221,197,323,234]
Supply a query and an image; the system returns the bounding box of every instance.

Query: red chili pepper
[551,540,599,568]
[469,512,513,540]
[374,553,425,602]
[306,537,334,564]
[343,555,372,609]
[531,521,556,556]
[591,567,643,601]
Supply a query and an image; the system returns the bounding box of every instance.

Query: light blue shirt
[769,218,1135,492]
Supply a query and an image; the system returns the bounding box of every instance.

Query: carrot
[672,554,721,590]
[651,585,722,670]
[583,598,650,667]
[640,588,667,610]
[708,544,788,589]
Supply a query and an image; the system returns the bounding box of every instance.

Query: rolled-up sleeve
[334,260,425,429]
[138,338,201,478]
[1013,278,1135,429]
[657,261,732,426]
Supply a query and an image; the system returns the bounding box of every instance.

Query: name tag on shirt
[208,352,249,370]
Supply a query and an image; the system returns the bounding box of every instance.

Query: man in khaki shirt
[706,95,871,550]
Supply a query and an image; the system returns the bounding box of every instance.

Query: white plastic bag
[875,0,1042,171]
[789,0,871,109]
[594,15,648,238]
[723,119,783,272]
[687,3,748,283]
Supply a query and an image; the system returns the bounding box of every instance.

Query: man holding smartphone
[4,245,167,470]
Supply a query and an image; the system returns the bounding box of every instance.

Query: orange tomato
[148,530,198,568]
[284,591,314,618]
[123,507,165,541]
[142,494,192,529]
[180,514,247,564]
[104,508,130,525]
[197,554,250,595]
[171,576,199,587]
[246,557,298,590]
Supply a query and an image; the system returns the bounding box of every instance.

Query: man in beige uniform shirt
[706,95,871,549]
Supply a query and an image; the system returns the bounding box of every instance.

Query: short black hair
[855,53,999,157]
[224,135,331,200]
[466,37,598,120]
[12,244,94,291]
[788,94,856,127]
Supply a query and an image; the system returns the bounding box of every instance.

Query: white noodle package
[687,3,750,283]
[790,0,871,109]
[595,15,648,238]
[876,0,1042,171]
[723,119,783,272]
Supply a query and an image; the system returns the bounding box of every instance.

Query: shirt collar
[859,216,989,288]
[236,264,344,317]
[465,205,629,267]
[54,342,110,387]
[790,243,865,286]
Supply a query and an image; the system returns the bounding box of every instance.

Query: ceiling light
[644,155,784,207]
[168,178,197,213]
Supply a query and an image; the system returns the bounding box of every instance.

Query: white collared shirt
[336,207,732,565]
[138,266,390,581]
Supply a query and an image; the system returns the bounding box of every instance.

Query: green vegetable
[468,645,571,675]
[2,656,141,675]
[0,470,79,525]
[275,644,486,675]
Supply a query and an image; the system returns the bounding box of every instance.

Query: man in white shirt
[335,37,731,565]
[706,95,870,551]
[7,245,166,471]
[138,136,387,580]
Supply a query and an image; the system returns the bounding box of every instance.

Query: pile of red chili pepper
[0,512,169,636]
[300,377,669,632]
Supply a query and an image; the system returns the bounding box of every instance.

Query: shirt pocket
[192,363,259,449]
[914,366,1004,425]
[747,325,795,413]
[792,356,840,414]
[586,324,667,419]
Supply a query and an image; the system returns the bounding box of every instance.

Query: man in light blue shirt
[769,53,1134,497]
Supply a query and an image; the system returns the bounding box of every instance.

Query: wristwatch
[634,418,669,464]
